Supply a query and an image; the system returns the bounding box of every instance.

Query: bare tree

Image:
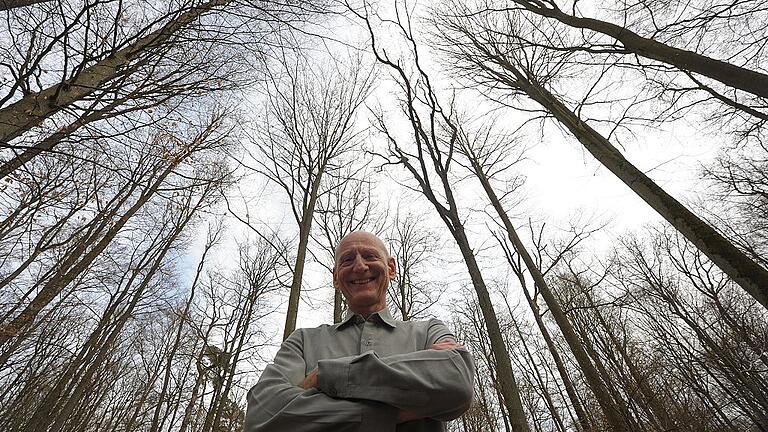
[312,171,383,323]
[385,208,444,321]
[431,0,768,310]
[702,142,768,268]
[148,220,224,432]
[241,47,374,339]
[0,1,227,145]
[591,226,768,430]
[0,111,230,352]
[350,2,532,429]
[455,121,631,431]
[449,289,509,432]
[493,0,768,99]
[0,0,318,177]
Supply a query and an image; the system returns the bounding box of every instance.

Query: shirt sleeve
[245,329,398,432]
[316,319,475,422]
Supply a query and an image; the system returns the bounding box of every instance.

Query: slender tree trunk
[469,152,630,431]
[148,230,216,432]
[333,290,343,323]
[520,281,592,431]
[574,316,639,429]
[508,310,567,432]
[360,8,531,427]
[452,225,531,431]
[283,171,323,340]
[209,295,257,432]
[179,340,211,432]
[283,221,311,339]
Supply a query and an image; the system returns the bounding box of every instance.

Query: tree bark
[0,0,51,11]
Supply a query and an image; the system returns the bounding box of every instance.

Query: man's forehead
[335,231,388,257]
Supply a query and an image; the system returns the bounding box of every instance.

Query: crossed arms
[245,322,475,432]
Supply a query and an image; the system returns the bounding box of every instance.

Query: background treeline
[0,1,765,432]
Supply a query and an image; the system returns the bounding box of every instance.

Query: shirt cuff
[316,356,352,398]
[359,401,398,431]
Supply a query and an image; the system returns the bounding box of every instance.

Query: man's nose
[351,254,368,271]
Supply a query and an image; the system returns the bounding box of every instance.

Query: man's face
[333,232,396,314]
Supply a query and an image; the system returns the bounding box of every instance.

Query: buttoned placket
[358,317,376,353]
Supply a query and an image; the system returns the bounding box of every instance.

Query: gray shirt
[245,308,475,432]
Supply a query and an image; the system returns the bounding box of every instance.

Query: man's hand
[299,367,318,389]
[430,339,463,351]
[397,409,421,423]
[396,339,463,423]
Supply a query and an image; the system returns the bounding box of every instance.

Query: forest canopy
[0,0,766,431]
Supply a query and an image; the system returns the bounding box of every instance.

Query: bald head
[334,231,390,265]
[332,231,396,316]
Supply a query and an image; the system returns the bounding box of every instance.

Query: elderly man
[245,231,474,431]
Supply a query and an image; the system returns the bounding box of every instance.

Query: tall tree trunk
[283,171,323,340]
[148,227,217,432]
[518,276,592,431]
[179,335,214,432]
[508,309,567,432]
[333,290,343,323]
[358,6,531,427]
[452,225,531,431]
[468,151,631,431]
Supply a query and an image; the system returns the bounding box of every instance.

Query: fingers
[298,368,319,389]
[430,339,463,350]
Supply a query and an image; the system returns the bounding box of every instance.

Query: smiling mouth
[351,277,376,285]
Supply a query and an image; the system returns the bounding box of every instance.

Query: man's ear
[387,256,396,280]
[332,267,339,289]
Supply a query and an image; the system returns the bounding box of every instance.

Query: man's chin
[348,293,384,310]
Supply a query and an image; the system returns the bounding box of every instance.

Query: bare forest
[0,0,766,431]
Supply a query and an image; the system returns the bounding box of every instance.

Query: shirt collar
[337,307,398,329]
